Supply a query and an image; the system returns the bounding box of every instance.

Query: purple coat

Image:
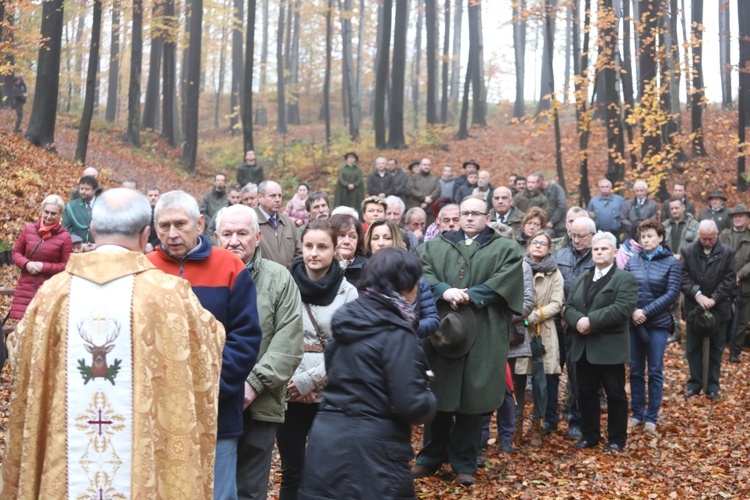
[9,221,72,319]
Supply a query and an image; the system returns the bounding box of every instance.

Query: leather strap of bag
[303,303,327,349]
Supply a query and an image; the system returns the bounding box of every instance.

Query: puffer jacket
[555,246,594,298]
[416,276,440,339]
[625,247,681,330]
[508,260,536,359]
[10,221,72,319]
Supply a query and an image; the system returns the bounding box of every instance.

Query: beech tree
[105,0,121,122]
[374,0,392,148]
[536,0,557,114]
[142,0,162,130]
[739,0,749,191]
[230,0,243,134]
[241,0,256,151]
[425,0,438,124]
[75,0,103,163]
[513,0,526,118]
[125,0,143,146]
[691,0,706,156]
[179,0,203,172]
[388,0,408,148]
[720,0,731,110]
[162,0,177,145]
[276,0,286,134]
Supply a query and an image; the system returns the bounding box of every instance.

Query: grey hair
[592,230,617,249]
[437,203,460,221]
[92,188,151,237]
[567,206,587,218]
[572,216,597,234]
[241,183,258,195]
[405,207,426,223]
[215,204,259,234]
[633,180,648,191]
[41,194,65,211]
[376,156,387,163]
[154,190,200,222]
[385,195,405,213]
[698,219,718,234]
[257,180,280,196]
[331,206,359,219]
[598,178,612,187]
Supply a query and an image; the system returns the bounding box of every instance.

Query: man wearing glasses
[413,197,524,486]
[554,217,597,442]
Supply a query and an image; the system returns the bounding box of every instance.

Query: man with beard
[63,176,99,251]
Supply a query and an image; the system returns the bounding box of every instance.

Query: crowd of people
[2,150,747,498]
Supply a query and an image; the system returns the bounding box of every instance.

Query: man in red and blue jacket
[148,190,262,500]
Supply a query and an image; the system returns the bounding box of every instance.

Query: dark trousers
[416,411,484,475]
[237,412,279,500]
[575,355,628,447]
[481,388,515,447]
[276,402,319,500]
[13,102,23,132]
[545,374,560,428]
[686,320,727,393]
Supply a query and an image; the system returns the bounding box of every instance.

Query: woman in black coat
[299,248,437,499]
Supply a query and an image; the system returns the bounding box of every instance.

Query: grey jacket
[544,182,568,237]
[508,260,536,359]
[255,208,302,268]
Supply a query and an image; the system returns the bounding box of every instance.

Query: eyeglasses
[570,232,594,240]
[530,240,549,247]
[460,211,487,217]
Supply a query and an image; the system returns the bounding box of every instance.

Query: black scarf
[525,253,558,274]
[290,256,345,306]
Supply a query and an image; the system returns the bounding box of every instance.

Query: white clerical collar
[94,245,129,253]
[593,264,614,281]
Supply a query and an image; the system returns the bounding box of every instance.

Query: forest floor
[0,105,748,497]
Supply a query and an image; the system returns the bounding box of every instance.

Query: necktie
[86,202,92,216]
[635,200,641,219]
[594,270,603,282]
[269,215,277,230]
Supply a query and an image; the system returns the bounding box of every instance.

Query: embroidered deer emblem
[77,314,122,385]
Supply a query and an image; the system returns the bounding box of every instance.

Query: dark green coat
[564,266,638,365]
[62,199,93,243]
[419,227,524,414]
[334,164,364,209]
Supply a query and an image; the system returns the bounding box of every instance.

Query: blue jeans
[629,326,669,424]
[215,437,239,500]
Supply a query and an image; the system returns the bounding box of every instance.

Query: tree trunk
[440,0,450,123]
[341,0,359,139]
[562,1,571,104]
[374,0,392,148]
[412,0,423,130]
[691,0,706,156]
[680,0,691,105]
[142,0,162,130]
[230,0,243,133]
[355,0,365,122]
[255,0,268,125]
[536,0,557,114]
[1,4,15,109]
[162,0,177,146]
[388,0,409,148]
[600,0,624,183]
[543,0,563,189]
[276,0,286,134]
[621,0,636,169]
[573,0,592,206]
[25,0,64,149]
[720,0,732,109]
[457,0,477,140]
[739,0,749,191]
[470,0,485,126]
[126,0,143,145]
[449,0,462,120]
[75,0,102,162]
[425,0,438,124]
[512,0,526,118]
[242,0,256,151]
[215,18,228,128]
[73,9,86,107]
[180,0,191,142]
[105,0,121,122]
[324,0,332,147]
[179,0,202,173]
[287,0,301,125]
[638,0,662,164]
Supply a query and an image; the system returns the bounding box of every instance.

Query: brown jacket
[255,208,302,268]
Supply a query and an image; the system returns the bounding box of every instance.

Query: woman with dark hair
[518,207,548,249]
[284,182,311,227]
[365,219,440,339]
[299,248,437,499]
[328,213,368,287]
[624,219,681,435]
[277,220,358,499]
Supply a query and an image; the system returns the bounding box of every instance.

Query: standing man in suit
[620,181,659,241]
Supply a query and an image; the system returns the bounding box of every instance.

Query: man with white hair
[255,180,301,267]
[587,179,624,235]
[214,205,304,500]
[3,189,225,497]
[620,180,659,241]
[680,219,736,400]
[385,195,419,250]
[366,157,393,198]
[241,183,259,208]
[149,190,263,499]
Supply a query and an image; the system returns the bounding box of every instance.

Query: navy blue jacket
[555,246,594,298]
[625,247,681,330]
[416,276,440,339]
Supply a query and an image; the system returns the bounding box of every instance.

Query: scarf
[361,288,418,327]
[290,256,345,306]
[38,221,60,241]
[643,245,664,261]
[525,253,558,274]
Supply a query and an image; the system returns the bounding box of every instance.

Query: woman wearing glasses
[517,207,548,249]
[514,231,564,447]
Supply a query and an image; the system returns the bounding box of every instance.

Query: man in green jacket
[413,197,524,486]
[564,232,638,453]
[720,204,750,362]
[215,204,304,500]
[62,175,98,250]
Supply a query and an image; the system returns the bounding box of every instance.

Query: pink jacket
[284,195,309,225]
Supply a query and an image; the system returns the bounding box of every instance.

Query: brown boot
[513,418,524,445]
[529,420,543,448]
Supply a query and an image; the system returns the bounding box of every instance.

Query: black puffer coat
[299,294,437,500]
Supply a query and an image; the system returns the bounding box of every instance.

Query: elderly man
[385,195,419,251]
[437,203,461,233]
[146,186,161,252]
[489,186,525,239]
[237,150,264,187]
[564,232,638,452]
[240,183,259,207]
[63,175,99,251]
[587,179,624,235]
[681,220,735,399]
[699,190,731,233]
[254,180,302,268]
[554,216,597,440]
[533,172,567,237]
[405,207,427,242]
[366,157,393,198]
[660,182,695,220]
[214,205,304,500]
[3,189,225,498]
[200,173,229,223]
[551,207,588,253]
[413,197,523,486]
[406,158,441,220]
[720,205,750,362]
[514,174,548,214]
[620,180,659,241]
[149,190,263,499]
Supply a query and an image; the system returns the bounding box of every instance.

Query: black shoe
[566,426,583,441]
[410,464,438,478]
[685,388,700,398]
[707,391,719,401]
[456,473,476,486]
[573,439,598,450]
[542,422,557,435]
[499,440,515,454]
[730,354,740,363]
[603,443,624,453]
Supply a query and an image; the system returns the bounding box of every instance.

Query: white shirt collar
[593,264,614,281]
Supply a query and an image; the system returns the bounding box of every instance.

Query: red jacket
[9,221,72,319]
